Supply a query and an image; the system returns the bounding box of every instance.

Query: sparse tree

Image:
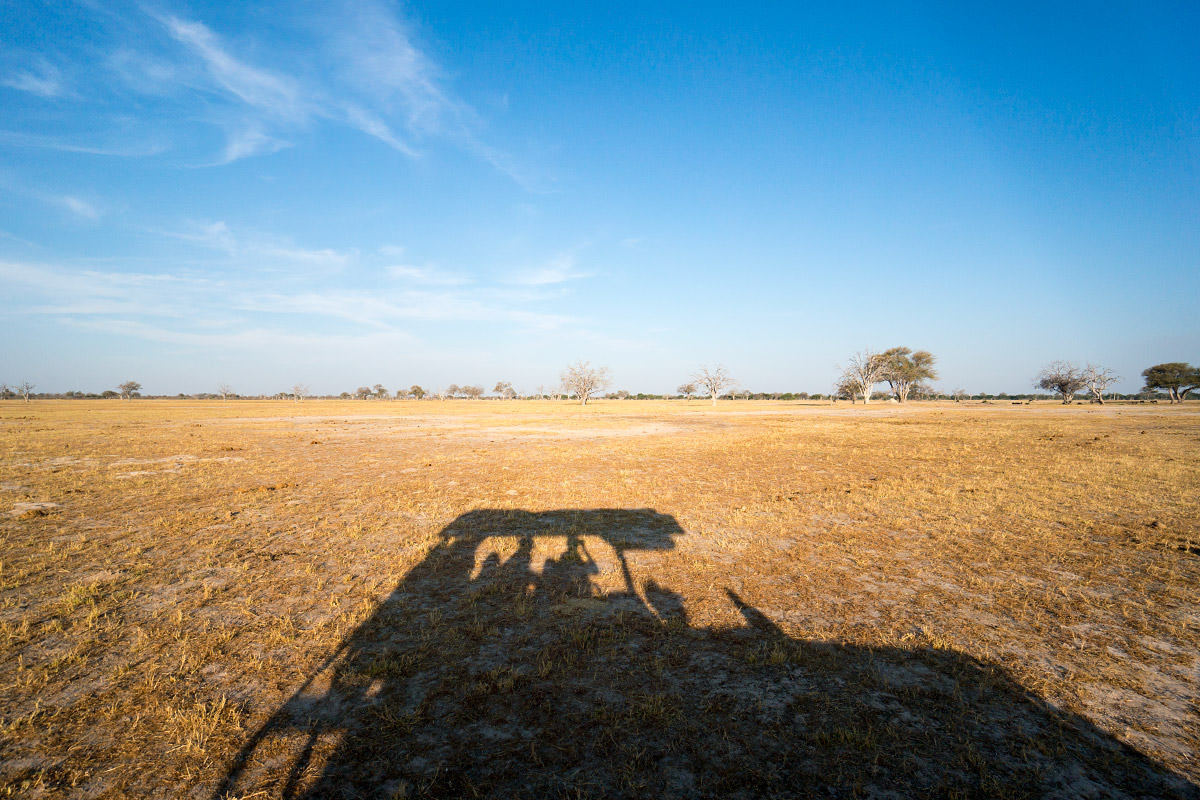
[560,361,611,405]
[409,385,426,400]
[17,381,35,403]
[118,380,141,400]
[839,351,886,405]
[292,383,309,403]
[1035,362,1086,404]
[677,382,697,400]
[373,384,389,399]
[355,386,372,400]
[833,378,858,404]
[445,384,461,399]
[693,365,734,407]
[952,388,967,403]
[1082,365,1119,404]
[217,383,234,402]
[463,384,485,400]
[879,347,938,402]
[1141,362,1199,404]
[493,381,517,400]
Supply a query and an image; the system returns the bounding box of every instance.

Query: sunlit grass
[0,399,1196,796]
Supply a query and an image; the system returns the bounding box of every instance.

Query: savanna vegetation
[1,399,1197,798]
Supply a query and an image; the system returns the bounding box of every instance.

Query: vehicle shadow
[214,509,1197,799]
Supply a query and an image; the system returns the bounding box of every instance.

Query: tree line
[3,360,1196,404]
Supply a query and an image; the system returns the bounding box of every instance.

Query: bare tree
[560,361,611,405]
[692,365,734,407]
[493,381,517,400]
[677,382,697,400]
[292,383,309,403]
[838,351,886,405]
[1035,362,1086,404]
[463,385,485,400]
[445,384,461,399]
[118,380,141,401]
[951,388,967,403]
[879,347,938,402]
[217,383,234,402]
[17,381,35,403]
[1082,365,1119,404]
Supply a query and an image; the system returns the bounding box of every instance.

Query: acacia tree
[409,385,426,400]
[879,347,938,402]
[493,381,517,400]
[839,351,886,405]
[693,365,734,407]
[677,382,697,400]
[1082,365,1119,404]
[355,386,372,400]
[561,361,611,405]
[1142,362,1199,404]
[1035,362,1086,404]
[833,378,858,403]
[373,384,389,399]
[463,385,485,400]
[118,380,141,400]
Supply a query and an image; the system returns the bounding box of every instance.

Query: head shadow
[215,508,1197,799]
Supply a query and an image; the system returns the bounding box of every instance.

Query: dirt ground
[1,399,1197,798]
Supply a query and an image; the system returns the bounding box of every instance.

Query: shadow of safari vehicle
[215,508,1197,799]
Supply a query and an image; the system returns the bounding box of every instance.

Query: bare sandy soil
[1,399,1197,798]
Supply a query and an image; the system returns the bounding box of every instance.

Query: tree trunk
[711,393,717,407]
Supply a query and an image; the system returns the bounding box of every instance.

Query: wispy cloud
[386,264,472,286]
[162,220,350,268]
[2,4,535,182]
[325,1,464,136]
[344,105,418,157]
[1,59,65,98]
[133,4,513,171]
[158,15,306,120]
[0,130,167,157]
[509,255,594,286]
[217,125,290,164]
[2,253,573,332]
[57,196,100,220]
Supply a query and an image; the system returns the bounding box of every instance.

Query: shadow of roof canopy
[442,507,683,551]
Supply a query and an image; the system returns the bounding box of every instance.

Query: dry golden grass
[1,399,1197,798]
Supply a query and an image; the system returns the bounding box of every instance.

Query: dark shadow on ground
[215,509,1197,799]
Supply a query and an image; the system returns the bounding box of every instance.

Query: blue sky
[2,1,1197,396]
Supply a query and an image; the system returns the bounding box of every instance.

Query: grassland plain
[0,399,1197,799]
